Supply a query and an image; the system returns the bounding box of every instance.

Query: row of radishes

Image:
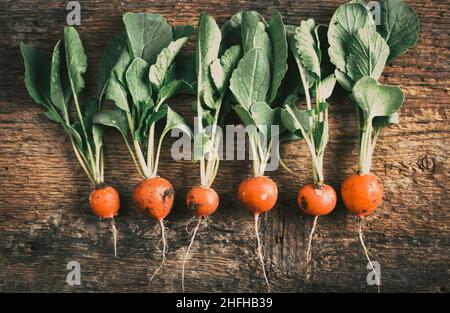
[21,1,419,292]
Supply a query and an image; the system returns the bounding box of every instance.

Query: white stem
[70,139,96,185]
[151,131,168,178]
[133,139,151,178]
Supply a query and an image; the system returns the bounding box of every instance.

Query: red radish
[90,185,121,257]
[341,173,384,217]
[238,176,278,292]
[133,176,175,284]
[186,186,219,217]
[238,176,278,215]
[90,185,120,219]
[341,172,384,292]
[297,184,337,264]
[133,177,175,221]
[182,186,219,291]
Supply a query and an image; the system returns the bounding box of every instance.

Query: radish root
[254,214,271,293]
[306,216,319,264]
[358,219,381,293]
[148,219,168,286]
[181,216,202,293]
[111,218,118,258]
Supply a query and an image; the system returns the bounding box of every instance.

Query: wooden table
[0,0,448,292]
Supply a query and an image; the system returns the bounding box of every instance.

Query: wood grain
[0,0,449,292]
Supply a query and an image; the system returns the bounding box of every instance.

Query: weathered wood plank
[0,0,449,292]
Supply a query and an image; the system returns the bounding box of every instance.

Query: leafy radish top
[21,27,109,186]
[193,13,243,187]
[327,0,419,174]
[94,13,193,179]
[229,11,291,177]
[281,20,337,185]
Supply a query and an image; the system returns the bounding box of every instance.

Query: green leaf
[250,101,281,138]
[233,105,255,127]
[346,26,390,82]
[241,11,271,57]
[230,48,270,110]
[351,77,405,121]
[97,31,128,99]
[149,37,189,90]
[272,47,301,107]
[250,102,280,126]
[210,45,242,93]
[335,69,354,91]
[328,3,374,72]
[44,109,63,124]
[163,106,192,138]
[111,45,132,85]
[281,104,310,133]
[294,19,321,79]
[50,40,70,115]
[172,25,194,40]
[106,71,130,112]
[134,103,166,143]
[378,0,420,60]
[20,42,51,108]
[221,11,267,49]
[288,35,316,90]
[159,79,194,103]
[195,13,221,109]
[67,124,83,149]
[373,113,400,131]
[268,10,288,103]
[313,121,327,154]
[318,74,336,101]
[148,104,169,126]
[123,12,173,64]
[81,97,100,132]
[93,108,129,138]
[92,124,104,154]
[125,57,152,107]
[105,45,132,112]
[64,27,87,95]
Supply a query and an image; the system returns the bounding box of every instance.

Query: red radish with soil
[281,18,338,265]
[21,27,122,256]
[181,13,241,291]
[94,12,194,285]
[327,0,419,292]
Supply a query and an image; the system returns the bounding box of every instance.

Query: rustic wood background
[0,0,448,293]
